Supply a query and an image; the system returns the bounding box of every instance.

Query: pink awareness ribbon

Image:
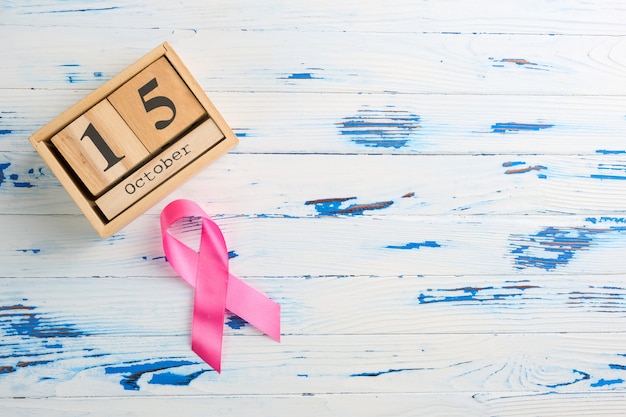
[160,199,281,373]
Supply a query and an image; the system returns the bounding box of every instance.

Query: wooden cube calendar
[29,42,238,237]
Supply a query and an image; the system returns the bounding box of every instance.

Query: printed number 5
[138,77,176,130]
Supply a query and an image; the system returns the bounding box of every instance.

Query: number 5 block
[29,42,238,238]
[109,57,205,152]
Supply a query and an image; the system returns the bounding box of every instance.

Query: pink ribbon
[160,199,280,373]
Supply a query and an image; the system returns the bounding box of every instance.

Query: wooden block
[108,56,206,152]
[95,118,224,219]
[50,100,150,196]
[29,42,238,237]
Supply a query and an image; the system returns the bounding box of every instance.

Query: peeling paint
[351,368,424,377]
[105,360,199,391]
[418,284,536,305]
[0,304,85,338]
[504,165,547,175]
[491,122,554,133]
[502,161,526,167]
[337,107,420,148]
[509,221,626,271]
[596,150,626,155]
[0,162,9,186]
[225,315,247,330]
[387,241,441,250]
[591,163,626,180]
[591,378,624,387]
[279,69,323,80]
[489,57,549,71]
[306,197,393,216]
[149,369,208,386]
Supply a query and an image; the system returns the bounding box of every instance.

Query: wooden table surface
[2,1,626,415]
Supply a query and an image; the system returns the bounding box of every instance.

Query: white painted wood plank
[2,0,626,36]
[2,27,626,95]
[4,392,626,417]
[0,214,624,278]
[3,274,626,336]
[3,90,626,155]
[1,333,626,397]
[3,152,626,216]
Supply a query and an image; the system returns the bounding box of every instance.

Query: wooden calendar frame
[29,42,238,237]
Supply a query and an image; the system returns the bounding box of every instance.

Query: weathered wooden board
[3,90,626,155]
[3,274,626,336]
[1,331,626,397]
[2,27,626,95]
[0,214,625,277]
[3,152,626,215]
[4,392,626,417]
[3,0,626,36]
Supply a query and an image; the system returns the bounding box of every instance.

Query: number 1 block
[29,42,239,238]
[51,100,150,196]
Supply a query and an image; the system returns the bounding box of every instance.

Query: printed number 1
[138,77,176,130]
[80,123,125,172]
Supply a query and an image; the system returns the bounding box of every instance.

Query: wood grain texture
[2,1,626,415]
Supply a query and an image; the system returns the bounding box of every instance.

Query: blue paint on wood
[279,70,323,80]
[542,369,590,388]
[233,128,251,138]
[351,368,423,377]
[105,360,197,391]
[0,165,41,189]
[305,196,393,216]
[16,249,41,254]
[0,129,11,135]
[510,222,626,271]
[596,150,626,155]
[149,369,208,386]
[387,241,441,250]
[93,71,103,77]
[489,58,550,71]
[287,73,313,79]
[591,162,626,180]
[228,250,238,259]
[502,161,526,167]
[337,108,420,148]
[0,162,10,186]
[591,378,624,387]
[586,217,626,225]
[609,364,626,370]
[225,314,247,330]
[418,284,535,304]
[491,122,554,133]
[591,174,626,180]
[0,304,85,338]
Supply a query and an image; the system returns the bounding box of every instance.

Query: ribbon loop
[161,199,281,373]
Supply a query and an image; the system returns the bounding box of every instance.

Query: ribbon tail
[191,231,229,373]
[191,285,225,373]
[226,274,281,342]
